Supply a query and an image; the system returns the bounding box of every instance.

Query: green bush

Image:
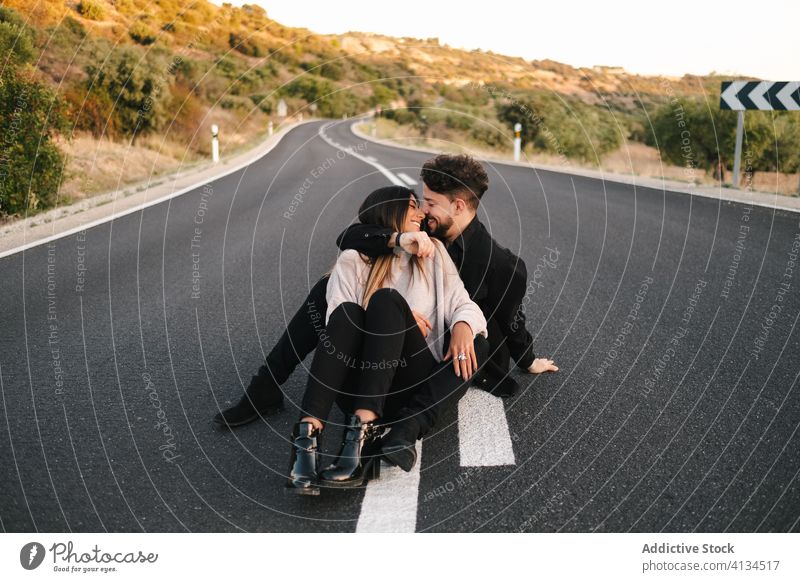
[318,90,363,118]
[84,48,171,142]
[280,74,366,117]
[77,0,104,21]
[369,83,396,107]
[214,56,241,77]
[319,61,344,81]
[0,67,68,217]
[220,96,250,110]
[229,31,264,57]
[64,81,117,138]
[0,7,36,65]
[283,75,335,103]
[773,118,800,174]
[470,124,507,149]
[649,98,800,178]
[496,92,622,161]
[445,112,473,132]
[648,98,738,180]
[496,99,542,148]
[384,108,418,125]
[129,22,156,45]
[249,94,272,114]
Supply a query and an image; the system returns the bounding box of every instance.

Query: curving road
[0,119,798,532]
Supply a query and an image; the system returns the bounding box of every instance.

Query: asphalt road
[1,119,798,532]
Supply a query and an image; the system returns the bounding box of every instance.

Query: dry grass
[369,118,507,158]
[56,109,272,203]
[599,142,800,196]
[56,133,204,202]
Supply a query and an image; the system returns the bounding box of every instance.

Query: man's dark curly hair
[419,154,489,209]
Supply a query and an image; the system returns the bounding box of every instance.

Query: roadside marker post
[211,124,219,163]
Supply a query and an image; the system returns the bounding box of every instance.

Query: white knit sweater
[325,238,488,361]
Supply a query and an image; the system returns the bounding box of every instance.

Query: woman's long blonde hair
[355,186,429,307]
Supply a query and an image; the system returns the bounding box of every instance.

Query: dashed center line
[397,172,418,186]
[356,443,422,533]
[318,123,404,186]
[458,387,517,466]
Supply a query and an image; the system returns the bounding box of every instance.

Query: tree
[0,66,68,217]
[129,22,157,45]
[0,7,68,217]
[496,98,542,148]
[85,48,171,143]
[751,114,800,175]
[781,120,800,175]
[319,61,344,81]
[497,92,622,161]
[282,75,364,117]
[0,6,36,66]
[649,98,800,181]
[646,97,778,181]
[369,83,396,108]
[77,0,104,20]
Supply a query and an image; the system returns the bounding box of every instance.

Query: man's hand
[527,358,559,374]
[412,310,432,338]
[444,321,477,379]
[399,231,435,258]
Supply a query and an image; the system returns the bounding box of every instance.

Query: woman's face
[401,195,426,233]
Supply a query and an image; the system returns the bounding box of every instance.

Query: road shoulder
[0,120,315,258]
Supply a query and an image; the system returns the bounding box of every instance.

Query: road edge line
[0,120,317,260]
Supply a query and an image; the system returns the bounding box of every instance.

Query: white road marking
[458,388,516,466]
[364,155,378,162]
[397,172,418,186]
[318,123,404,186]
[356,442,422,533]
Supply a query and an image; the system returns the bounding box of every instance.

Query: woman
[286,185,488,495]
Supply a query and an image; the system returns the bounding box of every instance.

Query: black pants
[477,317,521,396]
[255,275,331,387]
[300,288,437,422]
[256,276,488,435]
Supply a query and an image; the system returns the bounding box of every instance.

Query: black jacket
[336,217,535,395]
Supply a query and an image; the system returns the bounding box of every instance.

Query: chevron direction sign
[720,81,800,111]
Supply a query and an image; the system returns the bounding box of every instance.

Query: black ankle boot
[319,414,381,488]
[213,373,284,428]
[380,416,420,472]
[285,421,321,495]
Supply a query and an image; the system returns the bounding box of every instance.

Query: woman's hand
[527,358,559,373]
[412,310,432,338]
[399,231,435,258]
[444,321,477,379]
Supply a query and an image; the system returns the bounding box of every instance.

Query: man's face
[421,184,456,241]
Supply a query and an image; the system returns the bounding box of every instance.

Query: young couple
[213,154,559,495]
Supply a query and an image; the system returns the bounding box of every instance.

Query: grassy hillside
[1,0,797,220]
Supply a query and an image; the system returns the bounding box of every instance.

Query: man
[214,154,558,471]
[338,154,559,393]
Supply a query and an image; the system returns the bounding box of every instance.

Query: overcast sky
[224,0,797,79]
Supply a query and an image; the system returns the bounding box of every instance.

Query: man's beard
[426,215,453,241]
